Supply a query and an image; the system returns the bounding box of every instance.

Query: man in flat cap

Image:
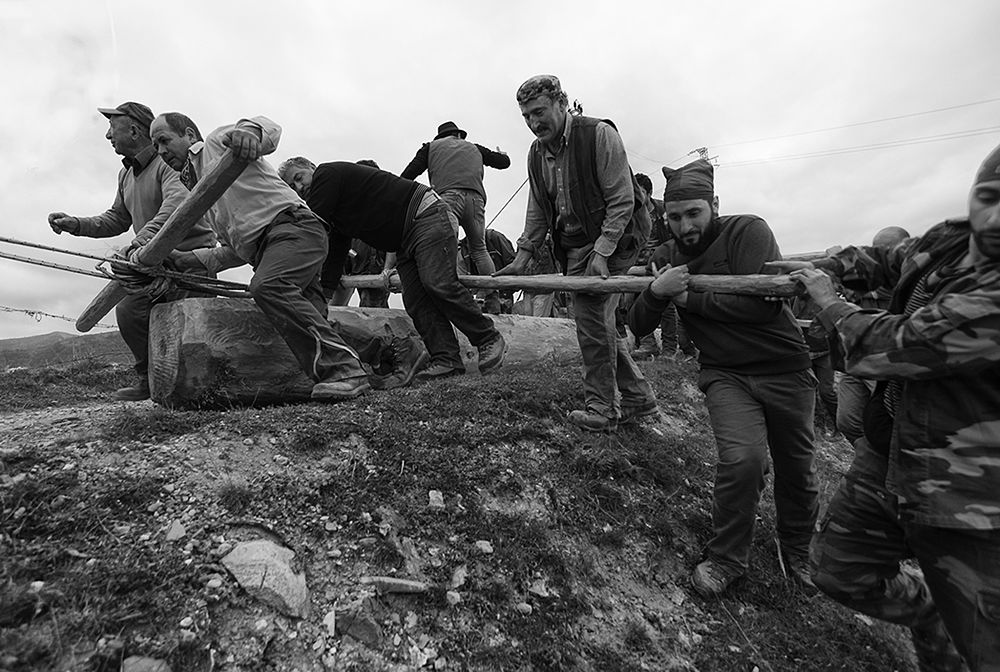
[627,158,819,597]
[401,121,511,313]
[771,143,1000,671]
[497,74,657,432]
[48,102,216,401]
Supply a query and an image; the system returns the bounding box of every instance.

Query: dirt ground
[0,357,918,671]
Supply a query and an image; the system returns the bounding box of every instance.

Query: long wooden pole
[75,152,248,332]
[340,273,801,297]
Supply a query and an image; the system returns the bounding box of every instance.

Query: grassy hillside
[0,331,131,370]
[0,357,915,671]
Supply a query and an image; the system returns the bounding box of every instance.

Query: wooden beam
[75,151,249,332]
[340,273,802,297]
[149,300,581,407]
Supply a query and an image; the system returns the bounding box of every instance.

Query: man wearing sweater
[285,160,507,380]
[148,113,379,401]
[48,101,216,402]
[627,158,819,597]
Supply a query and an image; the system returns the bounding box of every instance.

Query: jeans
[698,367,819,570]
[441,189,493,275]
[248,207,367,383]
[398,194,498,369]
[811,436,1000,671]
[563,243,656,419]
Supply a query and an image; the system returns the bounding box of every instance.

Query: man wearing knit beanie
[628,158,820,598]
[497,74,657,432]
[775,142,1000,671]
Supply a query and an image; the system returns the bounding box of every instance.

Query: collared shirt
[187,116,307,273]
[74,145,215,250]
[518,114,634,257]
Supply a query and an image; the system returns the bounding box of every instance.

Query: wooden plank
[340,273,802,297]
[75,151,249,332]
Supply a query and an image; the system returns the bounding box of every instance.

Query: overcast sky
[1,0,998,340]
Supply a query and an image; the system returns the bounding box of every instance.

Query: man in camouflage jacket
[781,143,1000,671]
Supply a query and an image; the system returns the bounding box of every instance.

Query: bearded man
[627,158,819,597]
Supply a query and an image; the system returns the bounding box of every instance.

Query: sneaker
[691,558,743,598]
[311,376,371,401]
[114,378,150,402]
[781,551,818,595]
[371,337,429,390]
[620,400,660,424]
[567,409,617,432]
[477,332,508,373]
[416,362,466,381]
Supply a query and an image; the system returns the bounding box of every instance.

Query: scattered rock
[121,657,171,672]
[336,601,382,648]
[323,609,337,636]
[360,576,428,594]
[221,539,310,617]
[528,579,550,598]
[179,616,193,628]
[473,540,494,555]
[449,564,468,589]
[427,490,445,511]
[164,520,186,542]
[515,602,533,615]
[206,577,223,590]
[273,454,289,466]
[445,591,461,606]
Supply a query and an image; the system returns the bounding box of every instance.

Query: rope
[0,304,116,330]
[0,236,251,298]
[486,177,529,229]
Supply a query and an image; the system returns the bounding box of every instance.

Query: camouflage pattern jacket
[817,218,1000,530]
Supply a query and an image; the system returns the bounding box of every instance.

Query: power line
[712,96,1000,149]
[628,96,1000,168]
[720,125,1000,168]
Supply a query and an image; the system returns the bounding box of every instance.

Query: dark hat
[662,158,715,204]
[975,143,1000,185]
[98,101,155,131]
[516,74,564,105]
[435,121,467,140]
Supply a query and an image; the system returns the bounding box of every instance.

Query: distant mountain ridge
[0,330,131,369]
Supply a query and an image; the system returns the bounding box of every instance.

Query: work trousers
[564,243,656,420]
[397,193,497,369]
[117,277,209,378]
[811,437,1000,671]
[248,207,366,384]
[836,374,876,445]
[698,367,819,570]
[441,189,493,276]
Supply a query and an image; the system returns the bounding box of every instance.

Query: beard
[673,217,719,257]
[973,229,1000,261]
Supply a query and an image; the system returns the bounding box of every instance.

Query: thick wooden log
[341,273,802,297]
[75,151,249,333]
[148,298,580,408]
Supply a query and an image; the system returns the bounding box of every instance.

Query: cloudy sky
[1,0,998,340]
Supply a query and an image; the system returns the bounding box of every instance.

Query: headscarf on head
[975,143,1000,185]
[516,75,565,105]
[662,158,714,204]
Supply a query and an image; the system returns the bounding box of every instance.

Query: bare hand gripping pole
[75,151,249,332]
